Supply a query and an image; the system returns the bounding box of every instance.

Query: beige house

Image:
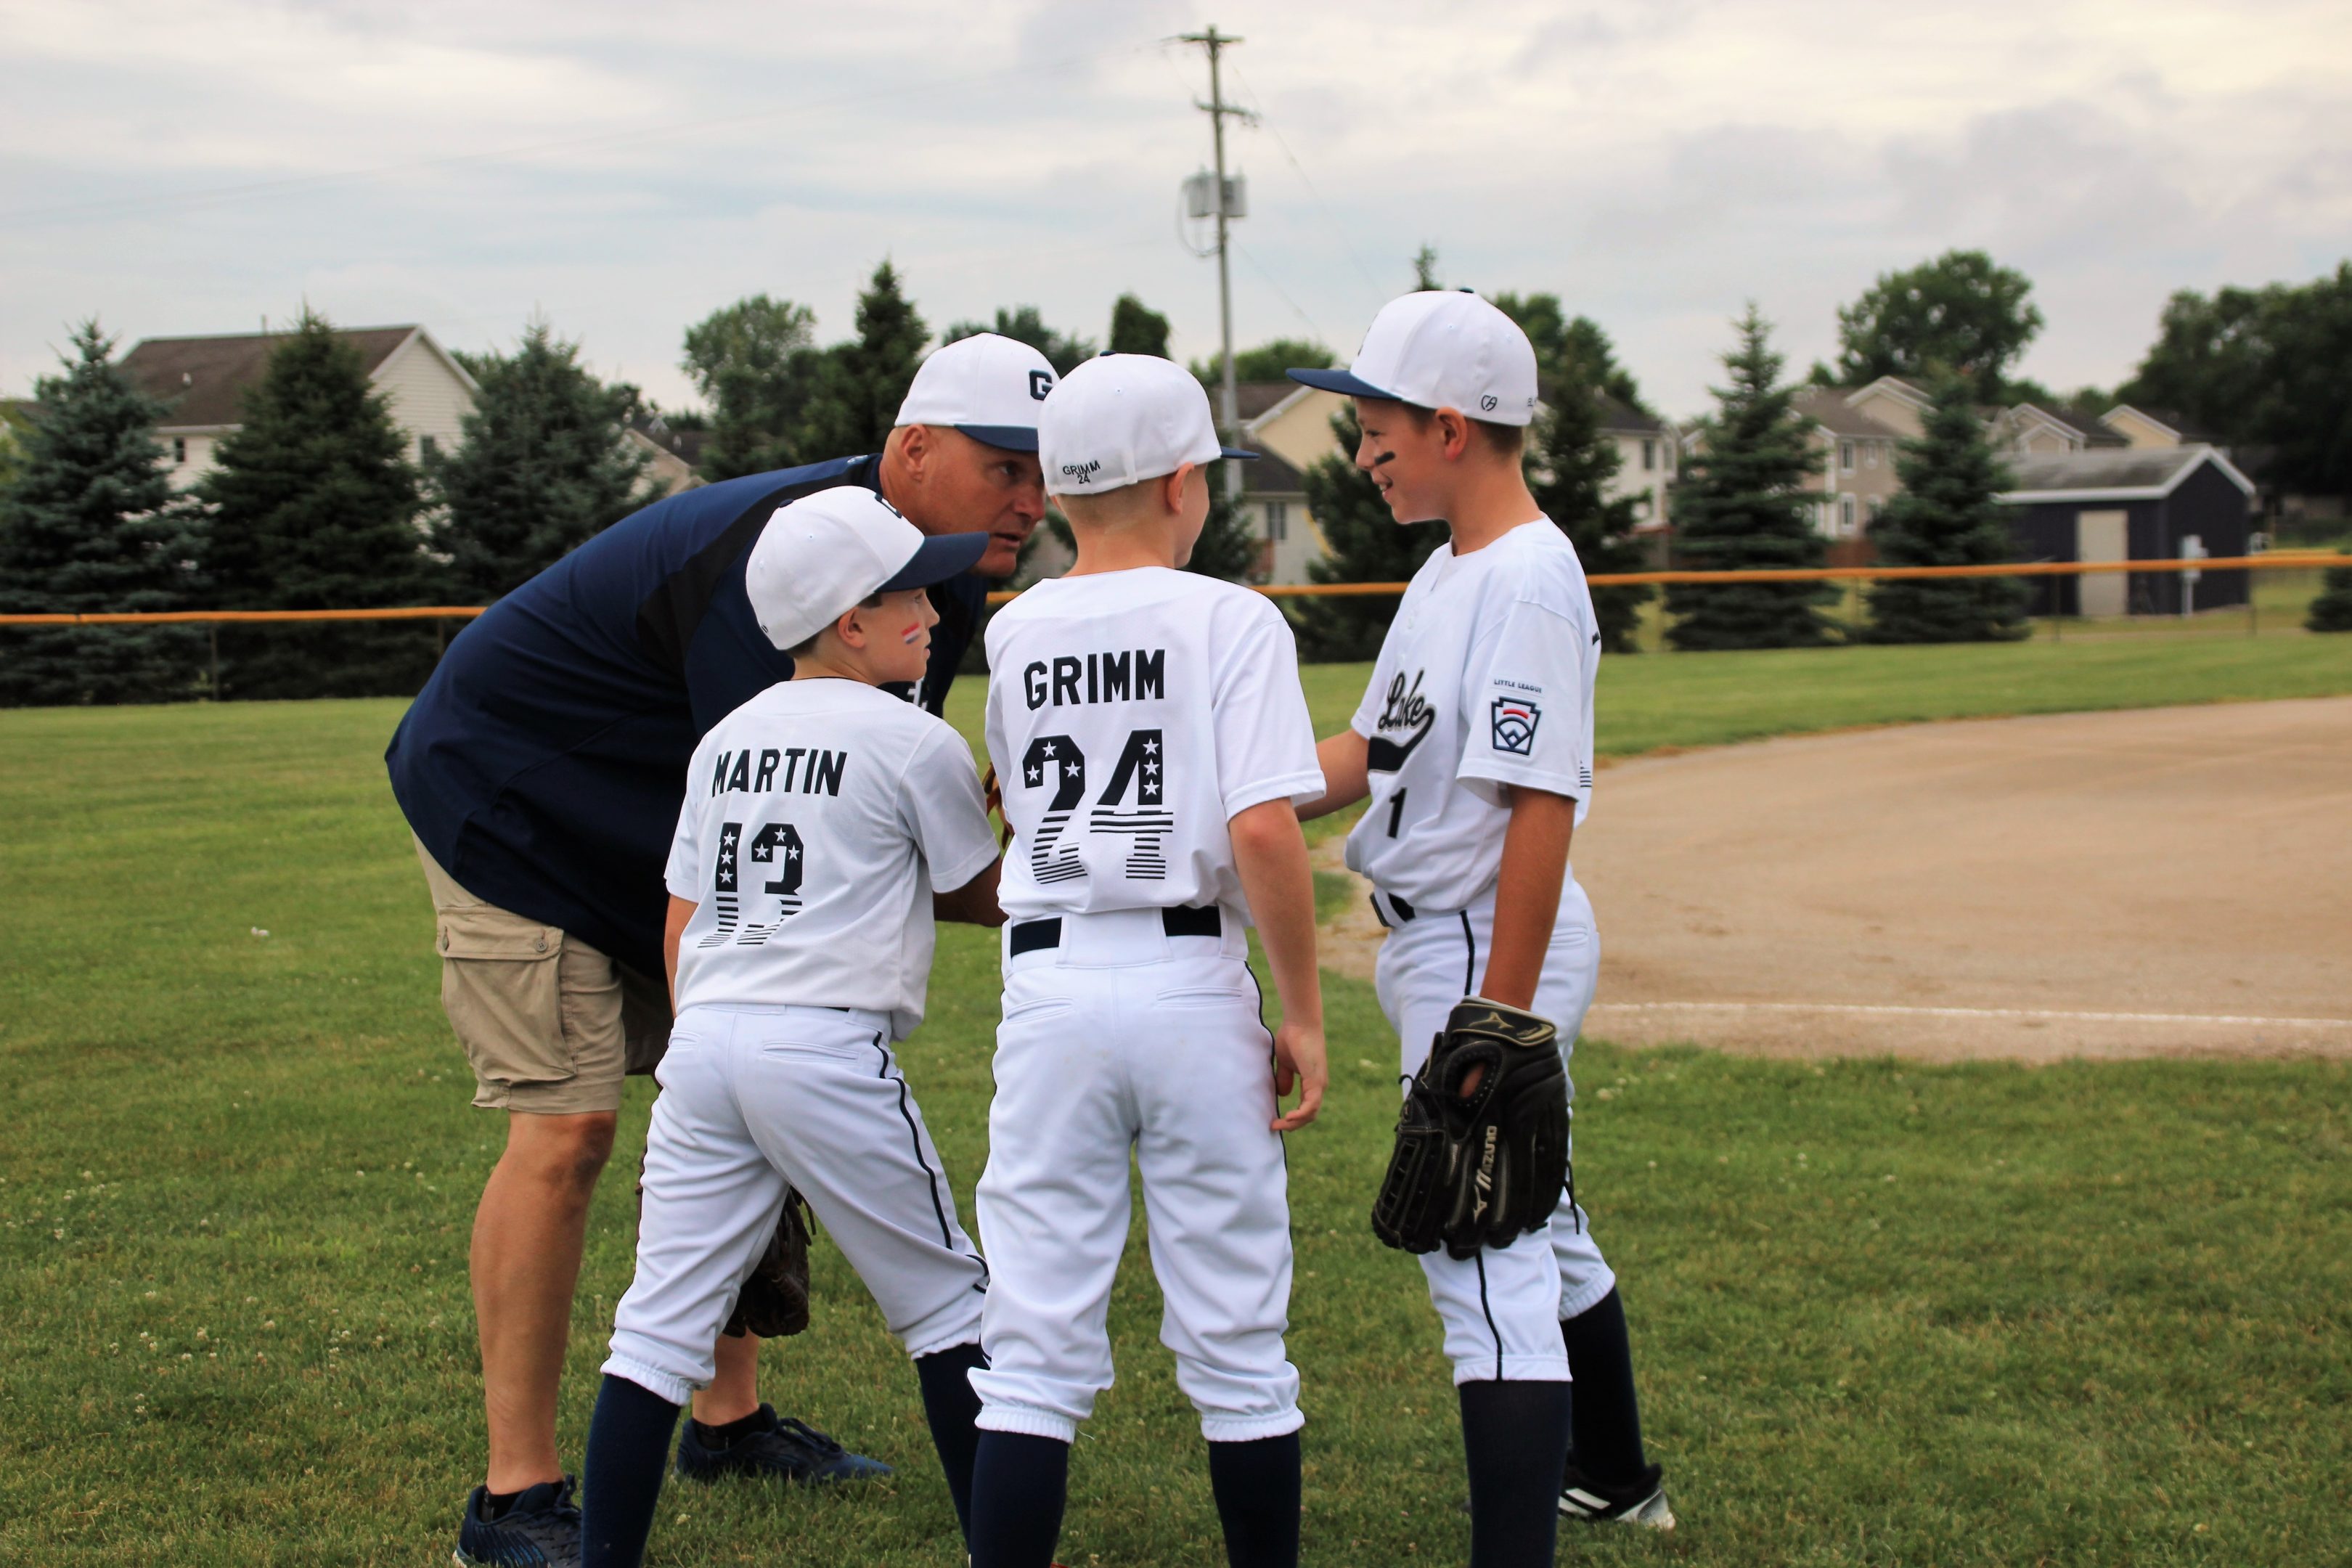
[118,325,478,489]
[1598,394,1676,537]
[1789,379,1910,543]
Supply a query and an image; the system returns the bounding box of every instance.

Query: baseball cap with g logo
[895,332,1058,452]
[1286,290,1539,427]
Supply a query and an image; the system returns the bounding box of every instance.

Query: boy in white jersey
[579,486,1006,1568]
[966,354,1328,1568]
[1291,293,1671,1565]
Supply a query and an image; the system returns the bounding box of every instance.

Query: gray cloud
[2,0,2348,418]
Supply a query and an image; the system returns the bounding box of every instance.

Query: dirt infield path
[1318,697,2352,1061]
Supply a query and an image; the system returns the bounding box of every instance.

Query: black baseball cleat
[454,1475,582,1567]
[672,1403,893,1486]
[1559,1458,1675,1529]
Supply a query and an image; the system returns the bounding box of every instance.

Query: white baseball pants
[1373,878,1615,1385]
[970,909,1304,1444]
[604,1003,987,1405]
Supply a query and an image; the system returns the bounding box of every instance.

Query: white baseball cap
[743,485,988,653]
[1040,353,1258,497]
[1288,290,1539,426]
[894,332,1058,452]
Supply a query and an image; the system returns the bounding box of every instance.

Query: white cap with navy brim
[895,332,1059,452]
[1040,353,1258,497]
[1287,290,1539,427]
[744,485,989,653]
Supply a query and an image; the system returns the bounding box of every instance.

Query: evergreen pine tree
[1293,409,1445,661]
[429,320,660,601]
[1108,294,1171,357]
[0,321,207,705]
[1529,385,1651,653]
[1183,464,1259,583]
[202,308,436,698]
[1864,373,2029,642]
[798,262,929,460]
[2308,559,2352,632]
[1665,306,1833,650]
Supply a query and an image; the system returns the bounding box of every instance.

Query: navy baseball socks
[1458,1379,1572,1568]
[915,1342,989,1542]
[1557,1288,1673,1527]
[581,1374,682,1568]
[1206,1432,1302,1568]
[971,1427,1297,1568]
[968,1431,1070,1568]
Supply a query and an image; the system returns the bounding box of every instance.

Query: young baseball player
[578,486,1007,1568]
[966,354,1329,1568]
[1291,292,1671,1565]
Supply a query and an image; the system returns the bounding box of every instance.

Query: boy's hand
[1270,1020,1328,1131]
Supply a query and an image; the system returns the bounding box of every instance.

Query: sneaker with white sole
[1558,1459,1674,1529]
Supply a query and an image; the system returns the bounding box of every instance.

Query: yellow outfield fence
[0,552,2338,624]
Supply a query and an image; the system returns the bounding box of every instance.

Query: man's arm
[663,895,695,1010]
[1297,730,1371,822]
[1480,786,1575,1009]
[933,857,1005,926]
[1230,799,1328,1131]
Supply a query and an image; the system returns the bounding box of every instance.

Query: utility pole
[1179,25,1251,502]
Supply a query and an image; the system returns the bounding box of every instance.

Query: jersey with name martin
[667,677,1000,1037]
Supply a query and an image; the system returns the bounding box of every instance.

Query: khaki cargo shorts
[415,836,672,1115]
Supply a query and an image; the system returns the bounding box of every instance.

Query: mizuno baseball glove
[1371,997,1569,1260]
[638,1161,812,1339]
[724,1188,813,1339]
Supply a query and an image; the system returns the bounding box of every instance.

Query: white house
[117,324,478,489]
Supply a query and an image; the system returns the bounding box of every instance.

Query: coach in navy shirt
[388,333,1053,1564]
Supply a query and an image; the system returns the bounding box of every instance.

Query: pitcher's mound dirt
[1317,698,2352,1061]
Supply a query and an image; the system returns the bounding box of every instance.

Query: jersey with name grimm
[1344,519,1599,912]
[984,568,1323,923]
[667,679,1000,1037]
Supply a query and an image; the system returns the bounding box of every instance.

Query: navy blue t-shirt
[385,455,990,979]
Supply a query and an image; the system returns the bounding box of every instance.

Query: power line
[1228,61,1387,306]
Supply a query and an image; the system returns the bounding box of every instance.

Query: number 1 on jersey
[1385,786,1408,838]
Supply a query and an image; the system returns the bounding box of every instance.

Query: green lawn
[3,640,2348,1566]
[944,624,2352,767]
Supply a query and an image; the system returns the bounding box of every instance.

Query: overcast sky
[4,0,2348,419]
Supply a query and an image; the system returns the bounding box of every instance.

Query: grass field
[4,633,2350,1566]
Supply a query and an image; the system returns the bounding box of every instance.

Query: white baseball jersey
[1345,518,1600,912]
[984,568,1323,923]
[666,677,1000,1038]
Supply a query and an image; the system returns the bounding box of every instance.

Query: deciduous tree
[679,294,821,480]
[1834,249,2043,402]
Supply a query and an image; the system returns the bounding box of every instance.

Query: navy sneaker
[454,1475,582,1566]
[672,1403,892,1486]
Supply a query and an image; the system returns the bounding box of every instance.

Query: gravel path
[1316,697,2352,1061]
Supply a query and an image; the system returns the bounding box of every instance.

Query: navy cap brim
[954,422,1040,452]
[1285,366,1398,400]
[879,529,992,592]
[1218,445,1261,462]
